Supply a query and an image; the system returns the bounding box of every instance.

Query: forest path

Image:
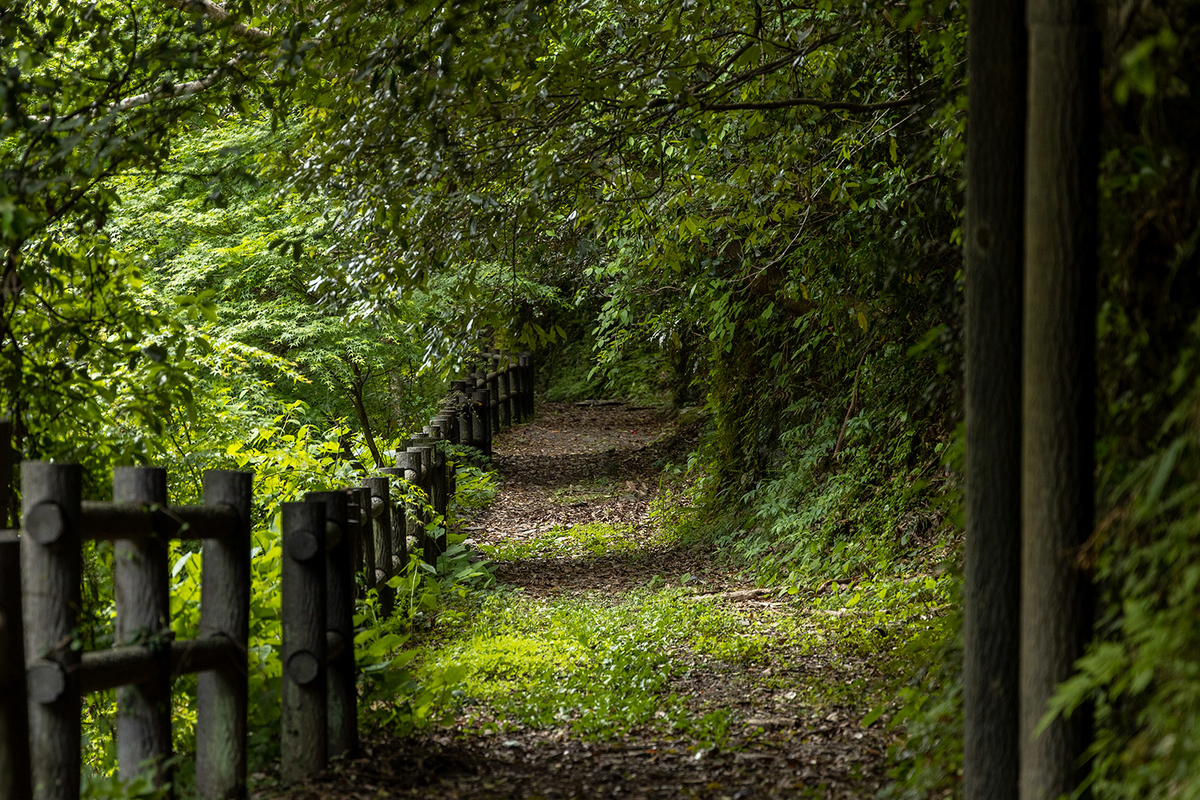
[286,403,898,799]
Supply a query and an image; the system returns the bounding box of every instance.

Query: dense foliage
[4,0,1200,796]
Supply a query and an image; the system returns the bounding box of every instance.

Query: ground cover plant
[291,404,954,799]
[5,0,1200,796]
[477,520,650,560]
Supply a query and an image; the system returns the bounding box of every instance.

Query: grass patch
[413,587,768,744]
[478,520,665,560]
[362,571,954,761]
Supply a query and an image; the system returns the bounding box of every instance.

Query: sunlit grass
[478,520,672,560]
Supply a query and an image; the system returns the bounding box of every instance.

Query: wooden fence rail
[0,348,535,800]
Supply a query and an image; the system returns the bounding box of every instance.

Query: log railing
[0,347,536,800]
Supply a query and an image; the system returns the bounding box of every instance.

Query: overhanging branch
[158,0,271,42]
[113,55,250,112]
[701,95,929,113]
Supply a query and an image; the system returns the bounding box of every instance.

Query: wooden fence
[0,349,535,800]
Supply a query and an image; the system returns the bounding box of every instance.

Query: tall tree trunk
[346,360,384,469]
[963,0,1026,796]
[1021,2,1099,797]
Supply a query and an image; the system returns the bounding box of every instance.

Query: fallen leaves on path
[271,401,900,800]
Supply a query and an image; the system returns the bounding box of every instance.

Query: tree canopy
[5,0,1200,796]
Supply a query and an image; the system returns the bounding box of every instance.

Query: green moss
[410,588,769,742]
[477,520,670,560]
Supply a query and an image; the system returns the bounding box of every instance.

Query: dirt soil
[274,402,895,800]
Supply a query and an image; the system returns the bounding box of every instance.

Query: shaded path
[469,403,740,597]
[279,403,899,800]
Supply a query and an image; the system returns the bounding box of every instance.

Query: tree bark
[346,361,384,469]
[1021,2,1099,797]
[962,1,1026,798]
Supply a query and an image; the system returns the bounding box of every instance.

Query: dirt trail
[468,403,743,598]
[280,403,895,800]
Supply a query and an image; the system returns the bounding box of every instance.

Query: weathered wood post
[417,437,436,565]
[344,491,363,595]
[452,381,473,447]
[409,438,438,566]
[437,416,457,505]
[426,428,449,549]
[112,467,172,790]
[507,351,520,424]
[1,418,10,528]
[360,487,374,594]
[422,433,442,558]
[378,468,408,574]
[435,409,456,446]
[364,478,394,617]
[421,428,447,525]
[348,487,374,596]
[395,452,423,569]
[280,501,328,784]
[471,388,491,457]
[304,491,356,759]
[496,352,511,431]
[21,461,83,800]
[196,469,253,800]
[519,352,534,421]
[487,359,501,435]
[1,435,32,800]
[497,352,513,430]
[510,354,525,424]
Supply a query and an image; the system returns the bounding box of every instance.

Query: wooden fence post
[427,430,448,551]
[364,478,393,617]
[1,418,10,529]
[507,351,520,424]
[519,352,534,421]
[378,468,408,574]
[112,467,172,790]
[497,353,512,430]
[435,409,456,446]
[343,491,363,596]
[510,355,524,424]
[487,361,501,435]
[394,453,422,565]
[358,487,374,595]
[196,469,252,800]
[421,434,440,556]
[347,488,373,597]
[438,416,457,505]
[0,418,30,800]
[1,530,32,800]
[303,491,356,760]
[453,382,473,447]
[21,461,83,800]
[420,429,447,525]
[280,501,328,784]
[472,389,491,457]
[409,439,437,566]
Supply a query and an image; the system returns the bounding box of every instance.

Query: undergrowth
[649,399,964,797]
[369,459,958,783]
[477,520,665,560]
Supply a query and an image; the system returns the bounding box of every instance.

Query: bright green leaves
[1115,26,1180,105]
[412,587,761,743]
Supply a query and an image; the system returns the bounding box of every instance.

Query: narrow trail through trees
[283,404,908,800]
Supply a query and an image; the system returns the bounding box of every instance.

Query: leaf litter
[271,402,912,800]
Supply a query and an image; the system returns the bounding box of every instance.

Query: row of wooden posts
[0,349,535,800]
